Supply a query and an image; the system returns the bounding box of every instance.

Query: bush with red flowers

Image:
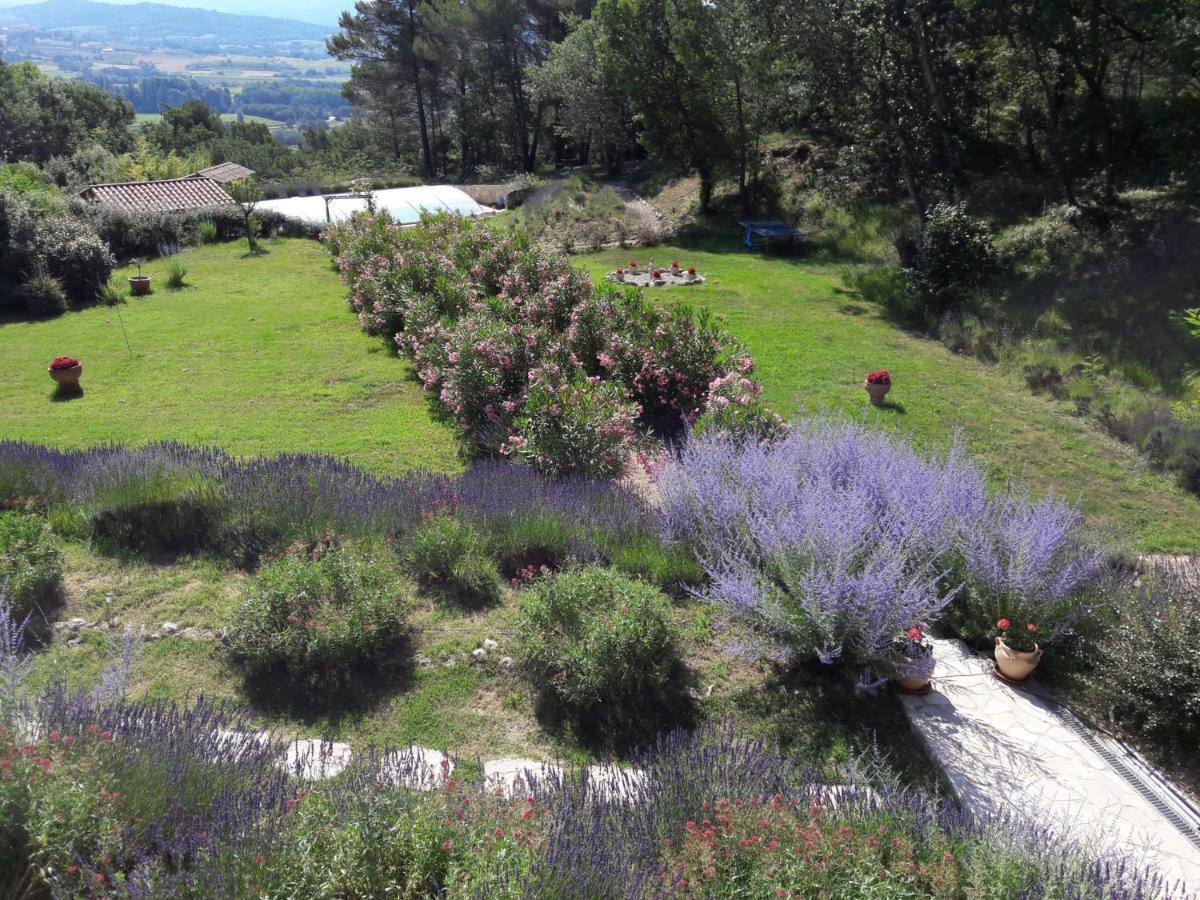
[49,356,80,371]
[865,369,891,385]
[995,618,1040,652]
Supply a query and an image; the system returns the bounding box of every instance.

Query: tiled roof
[80,177,236,213]
[191,162,256,184]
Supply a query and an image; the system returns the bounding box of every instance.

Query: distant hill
[0,0,332,45]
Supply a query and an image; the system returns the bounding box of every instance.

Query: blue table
[740,220,799,252]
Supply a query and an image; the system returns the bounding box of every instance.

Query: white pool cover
[258,185,493,226]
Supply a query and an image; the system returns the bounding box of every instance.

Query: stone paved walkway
[901,637,1200,890]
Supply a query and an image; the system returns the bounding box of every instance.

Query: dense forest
[326,0,1200,213]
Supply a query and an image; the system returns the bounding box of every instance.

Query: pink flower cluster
[328,212,783,475]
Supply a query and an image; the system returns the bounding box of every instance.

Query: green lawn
[0,238,459,474]
[579,238,1200,553]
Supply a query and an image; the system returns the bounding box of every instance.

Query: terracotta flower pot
[994,637,1042,682]
[128,275,152,296]
[865,382,891,406]
[614,271,625,282]
[685,271,697,282]
[49,364,82,387]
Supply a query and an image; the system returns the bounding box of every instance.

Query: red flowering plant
[865,369,891,385]
[50,356,80,371]
[890,622,934,681]
[994,618,1040,652]
[659,796,959,897]
[686,267,696,275]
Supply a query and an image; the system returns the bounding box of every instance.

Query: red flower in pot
[864,369,891,406]
[49,356,82,387]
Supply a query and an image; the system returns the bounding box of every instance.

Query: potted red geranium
[48,356,82,387]
[994,618,1042,683]
[670,259,681,275]
[614,268,626,282]
[865,369,891,406]
[628,260,640,274]
[651,269,663,284]
[685,266,697,283]
[892,623,934,693]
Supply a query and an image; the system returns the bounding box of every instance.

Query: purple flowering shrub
[946,486,1104,646]
[658,419,1102,678]
[223,538,410,686]
[0,602,1181,900]
[328,212,781,475]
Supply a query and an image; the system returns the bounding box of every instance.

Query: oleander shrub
[405,514,502,606]
[0,510,62,619]
[224,538,410,685]
[517,567,679,710]
[508,374,640,478]
[328,212,780,472]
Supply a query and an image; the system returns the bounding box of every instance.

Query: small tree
[227,178,262,253]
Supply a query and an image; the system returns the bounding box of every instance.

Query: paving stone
[902,636,1200,888]
[379,746,455,790]
[483,758,563,797]
[584,764,647,802]
[281,738,353,780]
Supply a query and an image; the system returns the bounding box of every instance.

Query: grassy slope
[0,238,459,474]
[578,237,1200,553]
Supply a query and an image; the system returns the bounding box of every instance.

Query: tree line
[329,0,1200,214]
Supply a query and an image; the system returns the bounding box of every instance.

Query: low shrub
[16,270,69,316]
[405,514,502,605]
[165,258,188,289]
[0,442,662,570]
[224,538,409,685]
[6,202,114,304]
[842,264,915,321]
[517,567,679,710]
[96,280,125,306]
[1079,572,1200,750]
[904,202,995,324]
[0,510,62,619]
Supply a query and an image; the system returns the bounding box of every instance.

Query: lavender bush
[0,442,659,571]
[658,419,1103,678]
[0,591,1182,900]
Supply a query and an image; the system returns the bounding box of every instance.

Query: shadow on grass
[872,400,907,414]
[50,385,85,402]
[237,636,417,730]
[531,661,700,759]
[727,661,939,789]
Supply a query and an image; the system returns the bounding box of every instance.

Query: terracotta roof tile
[81,177,236,213]
[192,162,256,183]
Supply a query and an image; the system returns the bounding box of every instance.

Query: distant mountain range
[0,0,335,43]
